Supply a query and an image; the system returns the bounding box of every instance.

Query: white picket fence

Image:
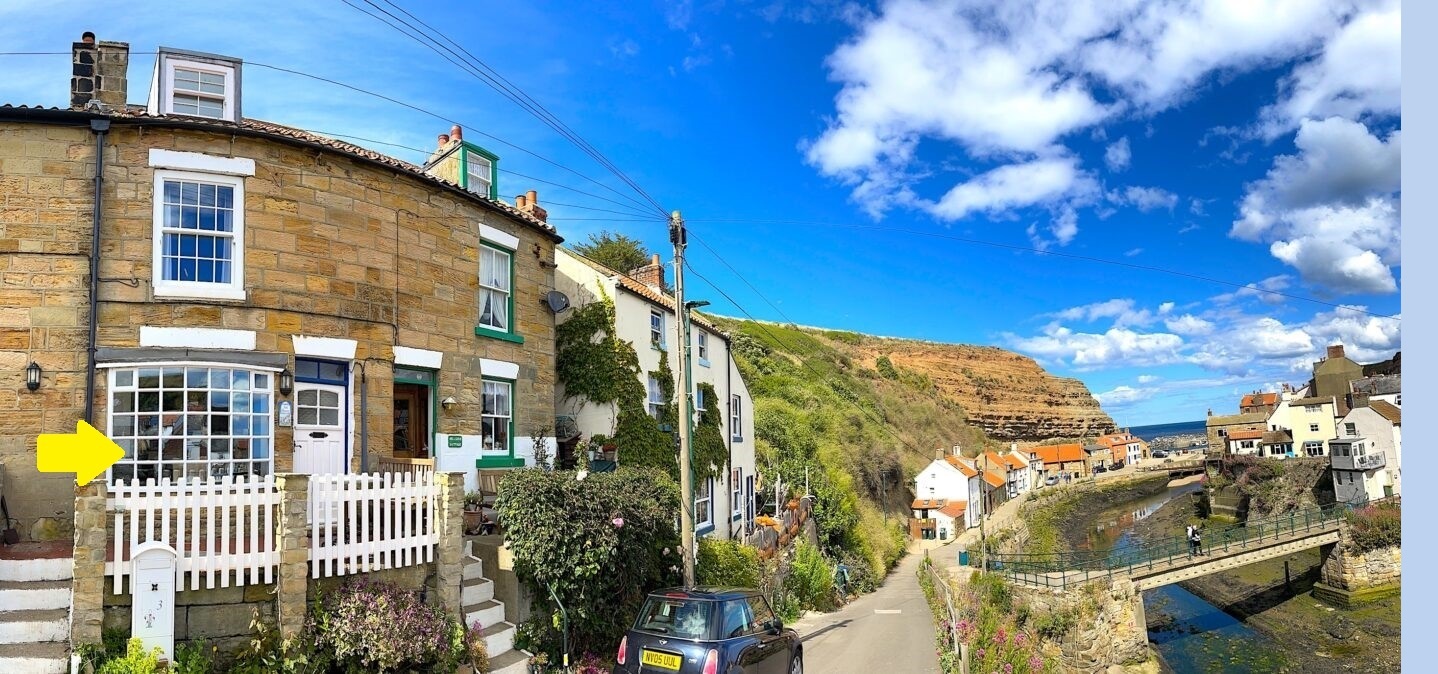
[105,471,443,592]
[308,471,439,579]
[106,475,280,593]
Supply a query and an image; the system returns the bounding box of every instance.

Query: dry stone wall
[1018,578,1150,671]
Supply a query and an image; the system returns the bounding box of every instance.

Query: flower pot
[464,510,484,535]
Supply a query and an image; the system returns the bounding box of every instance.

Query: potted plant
[464,491,485,535]
[528,651,549,674]
[465,621,491,673]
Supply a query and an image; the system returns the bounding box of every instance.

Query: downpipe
[84,118,110,424]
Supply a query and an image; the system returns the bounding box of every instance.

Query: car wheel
[789,655,803,674]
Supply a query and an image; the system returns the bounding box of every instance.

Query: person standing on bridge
[1186,525,1196,557]
[1190,527,1203,557]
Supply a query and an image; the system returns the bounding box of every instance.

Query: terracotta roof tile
[1241,392,1279,408]
[1227,429,1264,441]
[1369,400,1401,425]
[1003,453,1028,470]
[983,471,1006,488]
[911,498,947,509]
[938,502,967,519]
[1032,443,1085,464]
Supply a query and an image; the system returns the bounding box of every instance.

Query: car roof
[649,587,759,601]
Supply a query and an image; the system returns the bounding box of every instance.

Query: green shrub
[786,541,836,612]
[497,466,681,660]
[697,538,761,588]
[96,639,163,674]
[229,608,326,674]
[1347,500,1401,552]
[875,356,899,380]
[172,640,215,674]
[308,578,464,673]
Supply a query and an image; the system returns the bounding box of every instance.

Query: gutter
[84,118,110,424]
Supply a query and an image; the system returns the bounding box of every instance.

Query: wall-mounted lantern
[26,362,42,392]
[442,396,457,411]
[278,368,294,397]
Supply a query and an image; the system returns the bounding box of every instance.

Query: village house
[909,497,964,541]
[1329,436,1391,505]
[1225,428,1264,455]
[978,449,1030,498]
[1238,391,1280,416]
[1205,411,1268,459]
[553,248,757,540]
[1310,344,1364,398]
[1,34,561,671]
[1096,429,1145,466]
[1337,397,1401,496]
[1031,442,1088,480]
[1349,373,1401,408]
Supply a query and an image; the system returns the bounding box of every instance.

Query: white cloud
[1213,275,1293,305]
[1124,248,1143,257]
[1189,198,1207,216]
[1231,117,1400,295]
[1094,385,1152,406]
[1052,298,1155,327]
[666,0,694,30]
[928,156,1090,220]
[1303,305,1402,363]
[1007,324,1184,370]
[609,39,640,58]
[1158,302,1175,315]
[1136,374,1161,384]
[1260,0,1401,137]
[1118,186,1179,212]
[1164,314,1214,336]
[805,0,1395,240]
[1105,136,1131,172]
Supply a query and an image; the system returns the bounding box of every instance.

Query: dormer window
[421,126,500,200]
[149,48,241,123]
[466,151,494,198]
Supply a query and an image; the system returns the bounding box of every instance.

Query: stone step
[0,580,71,612]
[481,621,516,659]
[464,600,505,632]
[0,642,69,674]
[463,557,483,580]
[0,609,69,645]
[462,576,494,606]
[488,647,530,674]
[0,558,72,583]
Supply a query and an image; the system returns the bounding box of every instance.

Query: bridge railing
[989,502,1352,590]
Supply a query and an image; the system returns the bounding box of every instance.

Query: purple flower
[613,516,625,528]
[1029,655,1043,670]
[1015,632,1027,646]
[1003,665,1014,674]
[996,627,1007,645]
[976,648,986,659]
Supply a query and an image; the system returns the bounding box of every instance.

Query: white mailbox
[131,542,178,662]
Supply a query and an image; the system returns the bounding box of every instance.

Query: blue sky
[0,1,1402,427]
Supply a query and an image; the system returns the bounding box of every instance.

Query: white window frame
[695,477,713,529]
[106,364,274,484]
[647,375,665,420]
[466,153,494,198]
[650,310,664,348]
[730,394,743,441]
[478,244,513,334]
[732,467,743,518]
[1345,422,1357,436]
[1309,423,1320,433]
[152,169,246,300]
[162,58,236,120]
[697,332,709,362]
[1304,441,1324,456]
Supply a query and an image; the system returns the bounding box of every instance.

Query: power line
[686,218,1400,320]
[343,0,669,218]
[0,50,664,216]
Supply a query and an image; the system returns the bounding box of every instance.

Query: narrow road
[791,549,941,674]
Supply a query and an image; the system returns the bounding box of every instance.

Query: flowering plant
[310,578,464,672]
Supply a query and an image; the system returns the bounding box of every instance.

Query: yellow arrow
[38,420,125,485]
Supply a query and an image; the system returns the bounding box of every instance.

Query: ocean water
[1128,420,1206,441]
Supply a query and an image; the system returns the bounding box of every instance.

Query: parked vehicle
[1111,460,1125,470]
[1151,450,1168,459]
[1044,475,1060,486]
[1093,464,1108,474]
[617,587,803,674]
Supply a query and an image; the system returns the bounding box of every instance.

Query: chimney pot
[81,31,96,44]
[515,194,527,209]
[437,133,450,148]
[526,189,538,206]
[450,124,462,141]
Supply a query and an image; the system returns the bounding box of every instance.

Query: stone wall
[103,584,275,658]
[1315,524,1400,606]
[1017,578,1150,671]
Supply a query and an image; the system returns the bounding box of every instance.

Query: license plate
[641,649,683,670]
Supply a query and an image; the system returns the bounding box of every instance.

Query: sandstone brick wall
[0,123,95,541]
[1321,528,1401,591]
[1,118,558,538]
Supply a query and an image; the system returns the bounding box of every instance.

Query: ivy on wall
[694,382,728,481]
[555,292,677,478]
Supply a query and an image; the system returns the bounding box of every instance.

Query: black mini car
[616,587,802,674]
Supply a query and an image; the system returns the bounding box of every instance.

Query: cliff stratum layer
[868,342,1116,442]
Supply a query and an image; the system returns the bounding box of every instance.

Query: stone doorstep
[0,580,70,611]
[0,642,69,674]
[481,621,516,659]
[0,557,73,583]
[462,576,494,606]
[464,600,505,631]
[0,608,70,644]
[486,648,530,674]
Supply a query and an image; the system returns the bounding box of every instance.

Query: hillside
[710,317,1114,581]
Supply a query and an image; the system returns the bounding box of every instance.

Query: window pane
[297,408,317,425]
[112,392,135,413]
[231,370,251,391]
[298,390,317,406]
[319,409,339,426]
[319,390,339,407]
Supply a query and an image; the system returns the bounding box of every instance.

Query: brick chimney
[629,253,665,289]
[71,32,128,110]
[514,189,548,223]
[935,448,944,461]
[1327,344,1346,360]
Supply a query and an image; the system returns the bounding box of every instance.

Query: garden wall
[1315,538,1400,606]
[1017,578,1150,671]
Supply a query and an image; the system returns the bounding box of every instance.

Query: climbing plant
[555,291,677,479]
[693,382,728,481]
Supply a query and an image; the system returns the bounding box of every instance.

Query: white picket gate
[106,475,280,594]
[308,471,439,579]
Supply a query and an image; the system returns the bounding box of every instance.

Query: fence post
[275,473,310,641]
[959,642,970,674]
[71,479,108,648]
[435,471,466,615]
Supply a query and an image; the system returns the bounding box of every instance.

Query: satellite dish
[545,290,571,313]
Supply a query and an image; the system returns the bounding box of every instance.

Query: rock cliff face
[862,342,1115,442]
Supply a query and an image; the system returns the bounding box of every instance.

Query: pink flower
[613,517,625,528]
[996,628,1007,645]
[1015,632,1027,646]
[1003,664,1013,674]
[1029,656,1043,670]
[976,648,986,659]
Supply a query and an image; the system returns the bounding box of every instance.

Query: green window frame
[460,144,500,200]
[476,376,524,468]
[475,241,524,344]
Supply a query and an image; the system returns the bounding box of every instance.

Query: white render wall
[914,458,970,505]
[554,249,758,540]
[1340,406,1402,495]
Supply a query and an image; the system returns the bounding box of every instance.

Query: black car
[1093,464,1108,473]
[617,587,803,674]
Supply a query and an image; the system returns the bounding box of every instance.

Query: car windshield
[634,596,716,640]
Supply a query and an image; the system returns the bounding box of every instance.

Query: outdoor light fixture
[278,368,294,396]
[25,361,41,392]
[442,396,457,411]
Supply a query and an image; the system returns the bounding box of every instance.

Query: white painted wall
[1341,407,1401,495]
[914,459,970,504]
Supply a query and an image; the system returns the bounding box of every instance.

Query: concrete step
[481,621,516,659]
[463,557,483,580]
[0,609,69,645]
[0,580,70,612]
[462,576,494,606]
[0,642,69,674]
[0,558,72,583]
[488,647,530,674]
[464,600,505,632]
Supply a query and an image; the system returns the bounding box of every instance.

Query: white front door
[293,383,346,474]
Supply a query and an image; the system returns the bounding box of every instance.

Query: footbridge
[1136,457,1207,478]
[986,503,1347,591]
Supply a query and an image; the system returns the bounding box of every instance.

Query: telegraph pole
[671,210,696,587]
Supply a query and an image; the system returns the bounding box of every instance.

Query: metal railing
[988,502,1352,590]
